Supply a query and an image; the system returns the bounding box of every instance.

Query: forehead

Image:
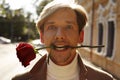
[45,7,77,22]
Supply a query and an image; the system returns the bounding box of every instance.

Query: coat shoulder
[85,65,114,80]
[12,55,47,80]
[12,72,32,80]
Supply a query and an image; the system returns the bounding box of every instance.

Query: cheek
[43,32,55,45]
[67,32,79,44]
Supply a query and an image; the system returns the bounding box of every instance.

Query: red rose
[16,42,36,67]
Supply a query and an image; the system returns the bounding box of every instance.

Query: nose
[55,28,65,40]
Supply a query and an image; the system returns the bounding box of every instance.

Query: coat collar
[29,54,88,80]
[77,54,88,80]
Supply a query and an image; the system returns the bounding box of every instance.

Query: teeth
[56,48,65,50]
[55,45,66,50]
[56,45,65,47]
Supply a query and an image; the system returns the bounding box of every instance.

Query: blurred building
[76,0,120,79]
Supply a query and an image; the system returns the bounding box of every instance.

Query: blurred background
[0,0,53,42]
[0,0,120,80]
[0,0,52,80]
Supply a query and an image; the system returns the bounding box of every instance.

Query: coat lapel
[78,54,88,80]
[30,55,47,80]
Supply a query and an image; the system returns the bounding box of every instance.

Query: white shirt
[47,53,79,80]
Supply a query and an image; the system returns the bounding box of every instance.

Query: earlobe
[79,30,84,43]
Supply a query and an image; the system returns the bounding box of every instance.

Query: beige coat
[12,55,113,80]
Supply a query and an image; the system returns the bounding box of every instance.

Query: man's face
[41,8,83,65]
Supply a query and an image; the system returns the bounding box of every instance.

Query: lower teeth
[56,48,65,50]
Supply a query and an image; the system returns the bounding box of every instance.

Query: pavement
[0,43,116,80]
[0,43,47,80]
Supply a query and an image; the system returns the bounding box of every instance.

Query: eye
[66,25,73,30]
[47,25,57,30]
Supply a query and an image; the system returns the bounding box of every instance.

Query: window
[98,23,103,52]
[106,21,115,57]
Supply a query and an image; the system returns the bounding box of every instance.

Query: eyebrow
[44,20,76,25]
[66,20,76,25]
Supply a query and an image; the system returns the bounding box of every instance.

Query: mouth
[51,44,70,51]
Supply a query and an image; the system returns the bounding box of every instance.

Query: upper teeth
[56,45,65,48]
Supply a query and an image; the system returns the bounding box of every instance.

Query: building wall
[114,0,120,64]
[76,0,120,79]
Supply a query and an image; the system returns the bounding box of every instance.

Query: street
[0,43,45,80]
[0,43,24,80]
[0,43,115,80]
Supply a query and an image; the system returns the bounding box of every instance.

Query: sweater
[47,53,79,80]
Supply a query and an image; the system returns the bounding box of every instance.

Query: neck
[47,53,79,80]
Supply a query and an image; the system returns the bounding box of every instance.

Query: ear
[79,30,84,43]
[40,32,44,43]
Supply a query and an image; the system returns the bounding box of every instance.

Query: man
[12,1,113,80]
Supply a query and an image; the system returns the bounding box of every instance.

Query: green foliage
[0,0,39,42]
[36,0,53,16]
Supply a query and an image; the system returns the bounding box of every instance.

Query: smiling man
[12,1,113,80]
[42,7,81,66]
